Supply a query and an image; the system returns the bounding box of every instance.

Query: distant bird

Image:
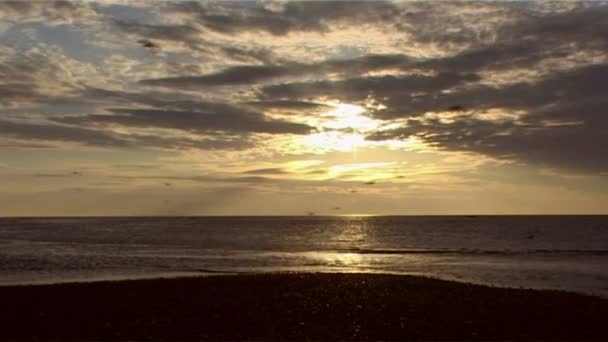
[307,211,316,216]
[138,39,160,49]
[163,182,171,187]
[72,171,81,176]
[448,105,465,111]
[364,181,376,185]
[332,206,341,211]
[396,175,405,179]
[350,189,358,193]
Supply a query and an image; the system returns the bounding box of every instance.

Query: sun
[290,100,409,154]
[322,103,379,132]
[298,101,382,152]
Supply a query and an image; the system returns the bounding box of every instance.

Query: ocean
[1,216,607,296]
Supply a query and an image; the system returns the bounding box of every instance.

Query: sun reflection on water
[314,217,374,271]
[333,216,371,244]
[331,252,363,267]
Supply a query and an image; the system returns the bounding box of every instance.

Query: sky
[1,0,608,216]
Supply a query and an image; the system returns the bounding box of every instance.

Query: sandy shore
[1,273,607,340]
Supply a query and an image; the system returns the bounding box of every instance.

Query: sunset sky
[1,0,608,216]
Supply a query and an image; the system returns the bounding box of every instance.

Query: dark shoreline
[1,273,607,341]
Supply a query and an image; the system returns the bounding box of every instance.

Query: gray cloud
[410,5,608,76]
[140,65,292,88]
[135,4,607,94]
[0,1,93,23]
[0,120,127,147]
[126,132,254,150]
[167,0,400,36]
[241,100,330,111]
[0,142,53,149]
[110,18,201,45]
[260,72,480,117]
[0,83,46,107]
[375,114,607,174]
[32,172,81,178]
[0,119,254,151]
[418,40,559,74]
[55,106,313,135]
[0,49,81,107]
[226,5,606,113]
[367,64,608,173]
[241,168,289,175]
[6,85,315,150]
[362,63,608,121]
[139,54,412,89]
[80,87,322,125]
[510,5,608,47]
[108,18,279,63]
[80,87,209,109]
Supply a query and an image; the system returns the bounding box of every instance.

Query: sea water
[1,216,607,296]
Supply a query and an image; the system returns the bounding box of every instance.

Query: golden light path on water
[301,217,443,274]
[311,216,374,272]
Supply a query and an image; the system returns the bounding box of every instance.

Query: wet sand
[1,273,607,340]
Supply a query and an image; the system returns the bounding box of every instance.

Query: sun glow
[322,103,380,132]
[297,101,384,153]
[289,101,417,154]
[302,131,366,152]
[329,162,395,176]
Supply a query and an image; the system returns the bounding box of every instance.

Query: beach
[1,273,607,340]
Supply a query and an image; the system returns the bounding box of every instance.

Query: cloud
[32,172,81,178]
[242,100,330,111]
[197,4,608,174]
[125,132,254,150]
[241,168,288,175]
[108,17,279,63]
[109,18,201,45]
[139,54,413,89]
[406,5,608,79]
[0,119,255,151]
[512,5,608,47]
[259,72,480,117]
[3,0,608,177]
[0,1,97,24]
[140,65,292,88]
[363,63,608,121]
[167,1,400,36]
[80,87,212,108]
[65,87,314,135]
[55,105,313,135]
[0,120,128,147]
[0,82,312,150]
[0,47,104,107]
[366,64,608,173]
[0,48,70,106]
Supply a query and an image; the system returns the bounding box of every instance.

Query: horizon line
[2,214,608,219]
